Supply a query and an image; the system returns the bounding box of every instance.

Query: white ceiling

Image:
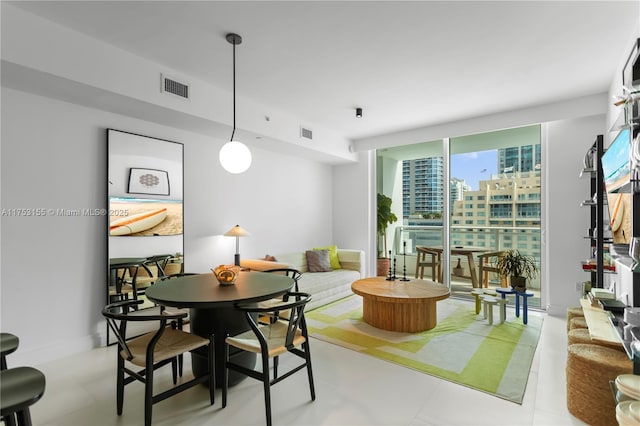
[9,0,640,142]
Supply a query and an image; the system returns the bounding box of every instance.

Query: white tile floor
[23,311,587,426]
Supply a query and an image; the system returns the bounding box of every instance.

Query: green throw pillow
[313,245,341,269]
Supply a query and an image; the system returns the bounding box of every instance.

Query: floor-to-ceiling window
[450,125,542,307]
[377,125,543,308]
[377,140,444,280]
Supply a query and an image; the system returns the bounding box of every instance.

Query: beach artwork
[109,197,183,236]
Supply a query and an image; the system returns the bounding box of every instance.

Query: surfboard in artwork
[110,208,167,236]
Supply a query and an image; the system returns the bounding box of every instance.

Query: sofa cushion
[313,245,341,269]
[305,250,331,272]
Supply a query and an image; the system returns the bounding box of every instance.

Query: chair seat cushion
[122,328,208,366]
[226,320,306,357]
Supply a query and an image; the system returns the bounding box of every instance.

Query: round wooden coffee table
[351,277,450,332]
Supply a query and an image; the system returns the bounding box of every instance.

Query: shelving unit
[580,135,606,289]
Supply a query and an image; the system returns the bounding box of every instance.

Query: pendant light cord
[231,39,237,142]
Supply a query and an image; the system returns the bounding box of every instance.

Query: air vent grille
[161,74,190,100]
[300,127,313,140]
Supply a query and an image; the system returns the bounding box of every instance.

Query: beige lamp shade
[224,225,250,266]
[224,225,251,237]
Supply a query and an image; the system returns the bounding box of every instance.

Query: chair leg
[144,364,154,426]
[304,342,316,401]
[273,355,279,379]
[171,357,177,385]
[261,355,272,426]
[208,336,215,406]
[222,342,228,408]
[116,356,125,415]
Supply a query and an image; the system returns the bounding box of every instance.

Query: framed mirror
[107,129,184,344]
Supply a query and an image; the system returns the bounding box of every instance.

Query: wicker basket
[567,328,592,346]
[566,344,633,426]
[569,316,588,331]
[567,306,584,332]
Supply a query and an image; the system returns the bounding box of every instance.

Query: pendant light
[219,33,252,174]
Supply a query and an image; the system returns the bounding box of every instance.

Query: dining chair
[260,268,302,317]
[222,292,315,426]
[263,268,302,291]
[156,273,197,376]
[477,251,507,288]
[259,268,302,376]
[102,299,215,426]
[109,260,145,305]
[127,258,165,293]
[415,246,442,281]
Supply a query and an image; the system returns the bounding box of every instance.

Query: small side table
[496,288,534,324]
[470,288,497,314]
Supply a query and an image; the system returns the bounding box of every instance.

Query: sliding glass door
[376,125,543,308]
[449,125,542,307]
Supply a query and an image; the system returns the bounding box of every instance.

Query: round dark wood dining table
[144,271,293,386]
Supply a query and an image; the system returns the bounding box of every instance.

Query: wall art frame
[128,167,170,196]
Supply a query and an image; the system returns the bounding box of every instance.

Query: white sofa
[240,249,365,311]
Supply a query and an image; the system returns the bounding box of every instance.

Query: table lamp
[224,225,250,266]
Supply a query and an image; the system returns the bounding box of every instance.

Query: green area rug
[306,295,543,404]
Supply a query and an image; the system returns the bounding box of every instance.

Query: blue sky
[450,149,498,190]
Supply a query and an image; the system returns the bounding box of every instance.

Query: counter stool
[481,295,508,325]
[569,317,588,331]
[471,288,497,315]
[1,333,19,370]
[0,366,46,426]
[566,343,633,426]
[566,306,584,332]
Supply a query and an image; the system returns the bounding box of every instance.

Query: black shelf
[580,135,606,289]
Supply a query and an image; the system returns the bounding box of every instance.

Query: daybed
[240,248,365,311]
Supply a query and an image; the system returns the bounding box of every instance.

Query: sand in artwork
[110,199,183,236]
[607,192,631,245]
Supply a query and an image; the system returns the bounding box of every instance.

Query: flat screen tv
[602,128,631,194]
[601,128,632,247]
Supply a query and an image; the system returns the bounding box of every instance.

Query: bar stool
[0,366,46,426]
[1,332,19,370]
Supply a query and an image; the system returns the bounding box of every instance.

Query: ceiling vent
[161,74,190,100]
[300,126,313,140]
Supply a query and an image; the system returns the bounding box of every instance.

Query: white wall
[332,151,375,275]
[543,115,606,315]
[0,88,337,365]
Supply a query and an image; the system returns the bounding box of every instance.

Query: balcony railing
[391,224,541,290]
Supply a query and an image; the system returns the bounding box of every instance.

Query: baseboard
[11,333,101,367]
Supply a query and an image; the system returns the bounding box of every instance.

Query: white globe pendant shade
[219,140,252,174]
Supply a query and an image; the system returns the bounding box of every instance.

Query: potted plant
[495,249,538,292]
[377,193,398,276]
